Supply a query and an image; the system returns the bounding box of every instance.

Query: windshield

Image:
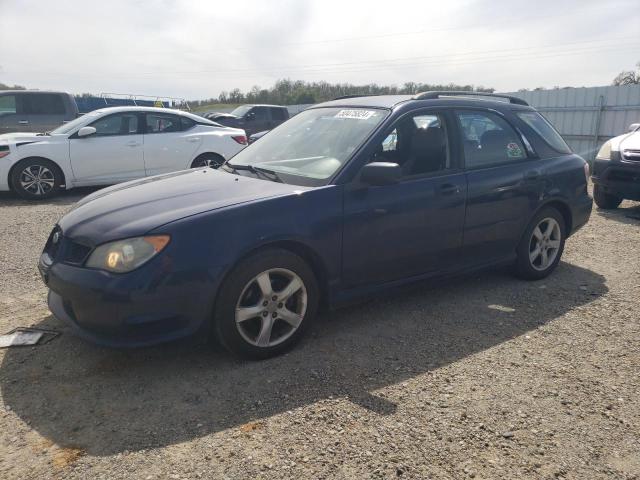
[227,107,388,185]
[230,105,253,117]
[50,111,101,135]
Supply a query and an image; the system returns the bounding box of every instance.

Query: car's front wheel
[514,206,566,280]
[10,158,63,200]
[214,248,319,359]
[191,153,225,169]
[593,185,622,209]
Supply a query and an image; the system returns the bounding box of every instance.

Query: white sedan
[0,106,247,199]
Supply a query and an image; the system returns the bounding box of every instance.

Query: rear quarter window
[516,111,571,154]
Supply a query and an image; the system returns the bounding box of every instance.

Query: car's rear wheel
[191,153,225,169]
[214,248,319,359]
[593,185,622,209]
[514,206,566,280]
[10,158,63,200]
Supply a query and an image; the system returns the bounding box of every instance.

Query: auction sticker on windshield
[335,109,377,120]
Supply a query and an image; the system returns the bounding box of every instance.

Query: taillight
[232,135,247,145]
[584,162,590,182]
[0,151,10,159]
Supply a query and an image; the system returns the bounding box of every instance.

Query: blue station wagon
[39,91,593,359]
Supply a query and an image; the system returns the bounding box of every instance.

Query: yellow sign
[154,100,164,108]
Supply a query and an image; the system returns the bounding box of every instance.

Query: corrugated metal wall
[506,85,640,160]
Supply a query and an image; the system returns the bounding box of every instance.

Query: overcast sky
[1,0,638,100]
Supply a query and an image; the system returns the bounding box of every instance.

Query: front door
[69,112,145,185]
[342,110,467,287]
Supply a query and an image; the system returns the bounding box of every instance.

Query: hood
[209,112,239,120]
[59,169,311,244]
[0,132,45,145]
[619,131,640,152]
[609,130,640,151]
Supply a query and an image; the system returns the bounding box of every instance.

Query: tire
[191,153,225,169]
[10,158,63,200]
[514,206,566,280]
[214,248,319,359]
[593,185,622,210]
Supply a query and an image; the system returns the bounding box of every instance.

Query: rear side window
[270,108,288,121]
[21,94,66,115]
[516,111,571,154]
[250,107,269,121]
[0,95,17,115]
[146,114,181,133]
[180,117,196,130]
[456,111,527,168]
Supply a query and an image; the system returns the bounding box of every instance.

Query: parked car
[207,105,289,136]
[0,90,79,135]
[248,130,269,144]
[0,106,247,199]
[591,123,640,209]
[39,92,592,359]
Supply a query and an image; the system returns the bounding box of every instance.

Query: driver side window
[375,112,450,177]
[89,113,139,136]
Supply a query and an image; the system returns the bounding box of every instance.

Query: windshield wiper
[226,163,284,183]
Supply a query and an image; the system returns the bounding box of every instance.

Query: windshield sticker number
[335,109,376,120]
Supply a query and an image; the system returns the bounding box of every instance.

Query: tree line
[188,79,495,107]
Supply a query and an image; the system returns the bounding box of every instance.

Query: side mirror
[77,126,96,138]
[360,162,401,186]
[245,112,255,121]
[629,123,640,133]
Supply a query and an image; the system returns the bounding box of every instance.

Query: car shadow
[0,262,607,456]
[0,187,103,207]
[595,201,640,225]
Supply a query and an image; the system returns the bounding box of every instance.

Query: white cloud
[0,0,638,99]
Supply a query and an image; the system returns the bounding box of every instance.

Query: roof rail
[332,94,379,100]
[413,91,529,106]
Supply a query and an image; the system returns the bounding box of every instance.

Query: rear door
[69,112,145,185]
[269,107,288,128]
[142,113,203,175]
[456,109,544,265]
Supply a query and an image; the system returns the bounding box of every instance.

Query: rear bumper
[570,194,593,236]
[592,159,640,200]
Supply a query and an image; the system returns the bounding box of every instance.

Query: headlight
[596,141,612,160]
[85,235,170,273]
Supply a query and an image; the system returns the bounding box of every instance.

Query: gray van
[0,90,79,134]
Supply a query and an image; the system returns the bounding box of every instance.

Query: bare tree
[612,61,640,86]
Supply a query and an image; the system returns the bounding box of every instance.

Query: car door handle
[126,141,141,147]
[439,183,461,195]
[187,137,200,143]
[18,120,29,125]
[524,171,540,180]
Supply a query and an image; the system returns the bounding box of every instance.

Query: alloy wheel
[235,268,307,348]
[19,165,55,196]
[529,217,561,271]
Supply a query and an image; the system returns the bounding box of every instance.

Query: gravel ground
[0,188,639,480]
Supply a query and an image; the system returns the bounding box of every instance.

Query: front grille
[622,149,640,163]
[44,226,62,259]
[43,226,93,265]
[63,241,92,265]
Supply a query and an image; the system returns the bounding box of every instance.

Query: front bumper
[591,158,640,201]
[39,249,223,348]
